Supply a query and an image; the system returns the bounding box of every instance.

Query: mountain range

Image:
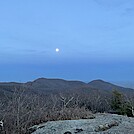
[0,78,133,97]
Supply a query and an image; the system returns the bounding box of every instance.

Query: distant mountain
[112,81,134,89]
[88,79,134,93]
[0,78,133,97]
[0,82,23,99]
[25,78,86,92]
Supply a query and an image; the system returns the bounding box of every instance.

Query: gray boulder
[31,113,134,134]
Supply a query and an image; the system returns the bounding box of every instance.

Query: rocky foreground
[30,113,134,134]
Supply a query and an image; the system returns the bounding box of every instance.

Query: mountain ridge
[0,78,133,96]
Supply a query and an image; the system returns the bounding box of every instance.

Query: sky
[0,0,134,83]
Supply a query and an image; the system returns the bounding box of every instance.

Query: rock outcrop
[30,113,134,134]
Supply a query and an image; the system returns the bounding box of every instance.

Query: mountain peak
[88,79,124,91]
[87,79,133,92]
[89,79,106,83]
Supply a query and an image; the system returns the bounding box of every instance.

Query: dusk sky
[0,0,134,83]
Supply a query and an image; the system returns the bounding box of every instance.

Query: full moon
[55,48,60,52]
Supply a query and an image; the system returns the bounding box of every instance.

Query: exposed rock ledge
[30,113,134,134]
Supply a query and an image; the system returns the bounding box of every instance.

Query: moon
[55,48,60,52]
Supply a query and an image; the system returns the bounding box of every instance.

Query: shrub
[111,90,133,116]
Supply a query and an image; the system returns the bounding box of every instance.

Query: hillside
[88,79,134,92]
[0,78,133,95]
[25,78,86,92]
